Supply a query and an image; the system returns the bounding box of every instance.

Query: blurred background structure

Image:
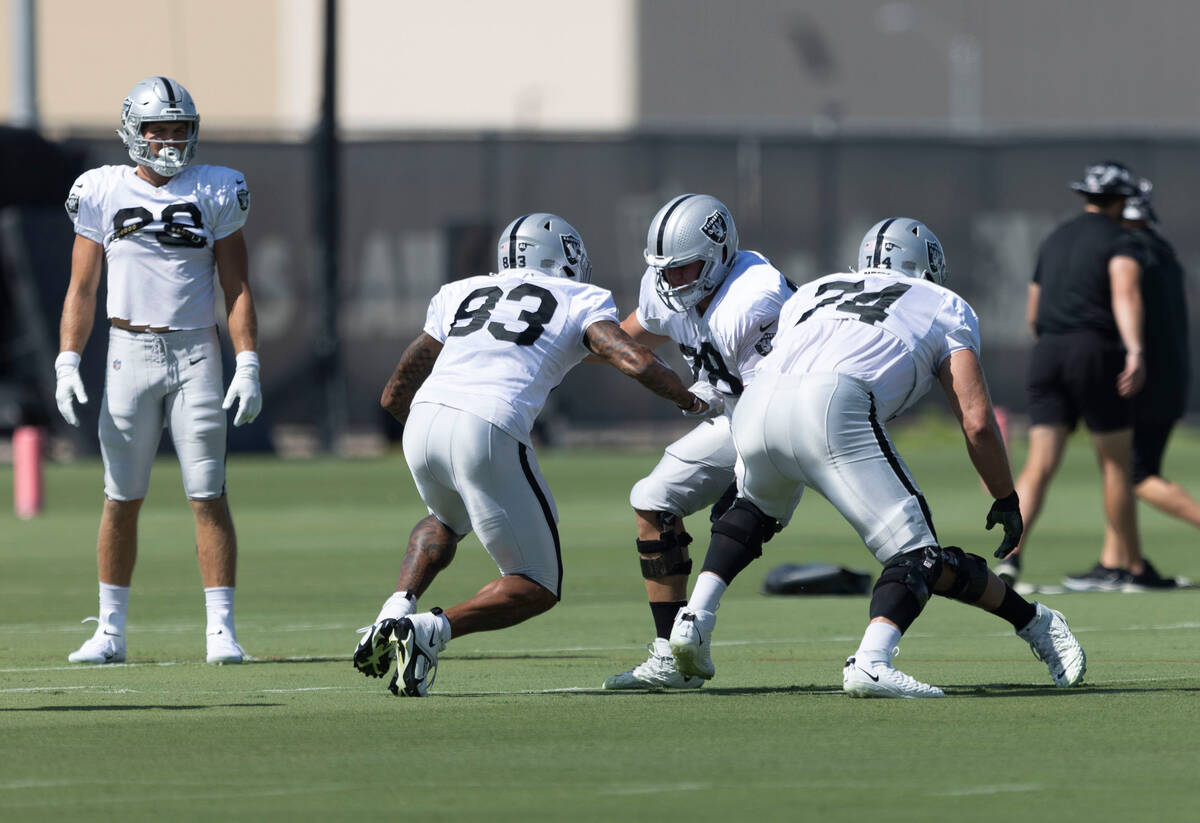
[2,0,1198,454]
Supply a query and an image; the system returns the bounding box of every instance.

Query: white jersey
[764,269,981,420]
[65,164,250,330]
[413,269,619,445]
[635,250,794,398]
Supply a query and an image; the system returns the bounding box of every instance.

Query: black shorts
[1131,418,1176,484]
[1027,332,1133,432]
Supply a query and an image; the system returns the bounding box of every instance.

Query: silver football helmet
[857,217,949,287]
[645,194,739,311]
[1122,177,1157,223]
[117,76,200,177]
[497,213,592,283]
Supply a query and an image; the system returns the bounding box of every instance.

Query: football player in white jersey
[667,218,1088,697]
[352,213,715,697]
[56,77,261,665]
[600,194,796,690]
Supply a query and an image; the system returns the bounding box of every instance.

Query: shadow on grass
[0,702,284,712]
[945,683,1200,697]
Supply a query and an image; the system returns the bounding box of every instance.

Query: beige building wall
[0,0,635,135]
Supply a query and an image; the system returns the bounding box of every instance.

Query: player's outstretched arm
[582,310,669,364]
[938,349,1014,499]
[381,332,444,423]
[583,320,699,411]
[938,349,1023,556]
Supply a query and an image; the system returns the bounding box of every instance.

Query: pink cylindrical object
[13,425,44,519]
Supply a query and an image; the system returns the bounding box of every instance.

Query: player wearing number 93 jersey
[352,213,707,696]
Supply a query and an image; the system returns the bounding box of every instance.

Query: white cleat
[842,656,945,699]
[668,608,716,680]
[389,611,447,697]
[68,618,126,664]
[1017,602,1086,687]
[602,638,705,690]
[205,628,245,664]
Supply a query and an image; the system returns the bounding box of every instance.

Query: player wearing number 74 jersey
[58,76,260,666]
[352,213,714,696]
[668,217,1087,697]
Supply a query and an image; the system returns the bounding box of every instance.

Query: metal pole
[314,0,345,451]
[11,0,38,129]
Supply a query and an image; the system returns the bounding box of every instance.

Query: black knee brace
[709,481,739,523]
[936,546,991,604]
[701,499,781,583]
[637,512,693,579]
[869,546,942,632]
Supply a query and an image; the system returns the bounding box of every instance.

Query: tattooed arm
[381,332,444,423]
[583,320,703,412]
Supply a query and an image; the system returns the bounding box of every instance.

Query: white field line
[933,783,1044,797]
[3,619,1200,676]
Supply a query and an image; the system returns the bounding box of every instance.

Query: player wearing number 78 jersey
[352,213,712,696]
[602,193,795,691]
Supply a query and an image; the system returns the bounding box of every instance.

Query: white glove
[222,351,262,426]
[681,381,726,420]
[54,351,88,427]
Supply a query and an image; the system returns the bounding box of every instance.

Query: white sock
[99,582,130,634]
[687,572,727,614]
[375,590,417,623]
[434,611,452,645]
[855,621,902,665]
[204,586,236,637]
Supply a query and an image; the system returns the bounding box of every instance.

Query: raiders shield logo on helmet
[560,234,582,266]
[926,240,945,279]
[701,210,728,244]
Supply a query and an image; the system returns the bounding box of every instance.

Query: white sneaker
[68,618,125,664]
[1017,602,1086,687]
[206,628,245,664]
[389,611,447,697]
[353,619,399,679]
[842,655,945,698]
[602,638,706,690]
[668,608,716,680]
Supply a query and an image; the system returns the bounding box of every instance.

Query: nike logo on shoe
[858,666,880,682]
[103,629,121,637]
[759,320,776,332]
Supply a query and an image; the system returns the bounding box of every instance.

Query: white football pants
[403,402,563,596]
[732,371,938,565]
[628,414,737,517]
[100,326,227,501]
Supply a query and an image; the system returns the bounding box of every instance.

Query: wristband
[55,351,81,373]
[234,351,260,371]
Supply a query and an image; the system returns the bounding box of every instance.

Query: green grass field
[2,420,1199,822]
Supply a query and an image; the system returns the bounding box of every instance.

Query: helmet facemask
[117,77,200,178]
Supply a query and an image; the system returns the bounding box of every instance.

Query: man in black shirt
[996,162,1167,590]
[1107,181,1192,587]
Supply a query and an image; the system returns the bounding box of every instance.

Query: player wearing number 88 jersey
[355,213,707,696]
[59,77,259,667]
